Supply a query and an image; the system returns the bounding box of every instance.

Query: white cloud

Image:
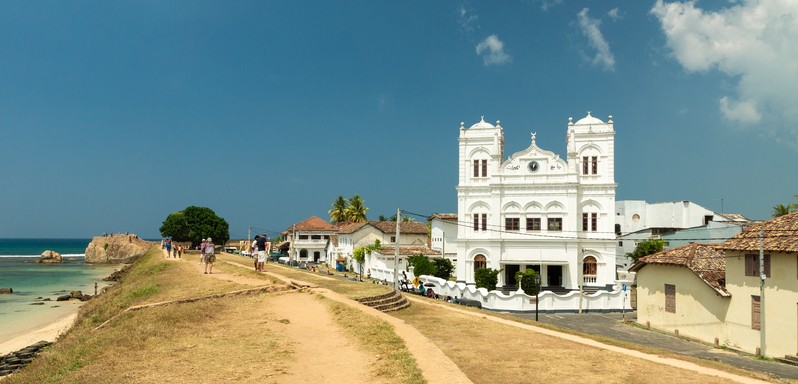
[577,8,616,71]
[457,5,479,34]
[607,7,622,21]
[651,0,798,137]
[719,96,762,124]
[476,34,511,66]
[536,0,564,11]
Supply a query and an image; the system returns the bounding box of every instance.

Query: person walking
[165,240,172,258]
[255,235,268,272]
[199,238,206,264]
[178,245,183,258]
[252,236,259,269]
[203,237,215,274]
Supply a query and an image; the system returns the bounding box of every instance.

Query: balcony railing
[583,275,597,284]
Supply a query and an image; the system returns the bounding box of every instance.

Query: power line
[402,209,798,243]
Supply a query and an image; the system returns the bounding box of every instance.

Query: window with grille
[505,218,520,231]
[745,254,771,277]
[591,156,598,174]
[482,214,487,231]
[591,213,597,231]
[474,254,487,270]
[752,295,761,330]
[482,159,488,177]
[582,156,589,175]
[526,218,541,231]
[665,284,676,313]
[548,217,562,231]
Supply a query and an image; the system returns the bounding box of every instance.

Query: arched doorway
[583,256,597,284]
[474,254,486,270]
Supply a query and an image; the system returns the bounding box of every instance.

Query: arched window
[583,256,597,276]
[474,254,487,270]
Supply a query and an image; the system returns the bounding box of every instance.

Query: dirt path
[269,294,376,383]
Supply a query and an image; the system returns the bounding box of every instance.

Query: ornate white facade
[455,113,617,293]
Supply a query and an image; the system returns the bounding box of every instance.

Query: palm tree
[346,195,368,223]
[328,196,348,224]
[772,204,791,218]
[790,195,798,213]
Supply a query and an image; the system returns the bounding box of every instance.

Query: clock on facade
[528,161,540,173]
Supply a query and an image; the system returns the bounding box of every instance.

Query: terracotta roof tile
[428,213,458,221]
[288,216,338,232]
[337,222,369,234]
[719,211,798,252]
[630,243,729,296]
[374,246,440,256]
[370,221,429,234]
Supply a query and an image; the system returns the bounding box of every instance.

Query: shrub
[514,269,539,295]
[407,254,435,276]
[474,268,500,290]
[432,258,454,280]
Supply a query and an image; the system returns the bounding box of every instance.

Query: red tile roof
[718,212,798,252]
[369,221,429,234]
[288,216,338,232]
[336,222,369,234]
[630,243,729,296]
[374,246,440,256]
[428,213,458,221]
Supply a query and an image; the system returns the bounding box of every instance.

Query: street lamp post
[534,273,541,321]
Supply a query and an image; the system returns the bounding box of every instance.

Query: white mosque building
[453,113,619,296]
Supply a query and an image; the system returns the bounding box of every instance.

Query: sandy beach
[0,311,77,356]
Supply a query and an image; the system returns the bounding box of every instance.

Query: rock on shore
[34,250,63,263]
[84,234,151,264]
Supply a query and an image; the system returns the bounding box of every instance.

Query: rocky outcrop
[34,250,63,263]
[0,341,52,377]
[84,234,151,264]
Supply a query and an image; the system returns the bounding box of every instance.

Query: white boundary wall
[419,275,633,313]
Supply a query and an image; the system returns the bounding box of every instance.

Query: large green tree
[474,268,501,290]
[329,196,349,224]
[408,254,436,277]
[346,194,368,222]
[627,238,666,264]
[160,206,229,247]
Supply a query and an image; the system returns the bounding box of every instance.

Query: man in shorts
[199,238,207,264]
[255,234,268,272]
[203,237,215,274]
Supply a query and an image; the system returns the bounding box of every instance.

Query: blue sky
[1,1,797,239]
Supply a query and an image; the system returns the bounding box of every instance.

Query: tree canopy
[328,194,369,223]
[772,195,798,218]
[159,206,229,247]
[626,238,666,264]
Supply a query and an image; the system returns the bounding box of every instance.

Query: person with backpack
[255,235,268,272]
[204,237,216,274]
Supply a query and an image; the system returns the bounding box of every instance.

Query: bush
[432,258,454,280]
[474,268,500,290]
[408,254,435,276]
[514,269,539,295]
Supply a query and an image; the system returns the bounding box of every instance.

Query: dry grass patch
[323,297,425,384]
[392,302,749,384]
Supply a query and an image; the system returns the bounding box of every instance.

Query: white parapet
[419,275,631,313]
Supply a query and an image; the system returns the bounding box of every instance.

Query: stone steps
[355,289,410,313]
[777,355,798,366]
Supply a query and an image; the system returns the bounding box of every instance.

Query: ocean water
[0,239,119,343]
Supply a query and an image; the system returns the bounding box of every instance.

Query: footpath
[518,311,798,381]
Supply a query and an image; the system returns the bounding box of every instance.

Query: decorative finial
[480,115,485,122]
[608,115,613,123]
[460,121,465,128]
[587,111,592,116]
[496,120,500,126]
[531,132,537,144]
[568,117,573,125]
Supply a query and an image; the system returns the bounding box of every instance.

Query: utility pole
[394,208,400,289]
[248,226,251,244]
[759,230,766,356]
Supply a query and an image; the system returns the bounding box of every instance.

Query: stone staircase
[355,289,410,312]
[777,355,798,366]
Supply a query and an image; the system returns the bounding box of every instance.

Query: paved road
[512,311,798,381]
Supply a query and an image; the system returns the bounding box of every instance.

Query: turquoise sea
[0,239,119,344]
